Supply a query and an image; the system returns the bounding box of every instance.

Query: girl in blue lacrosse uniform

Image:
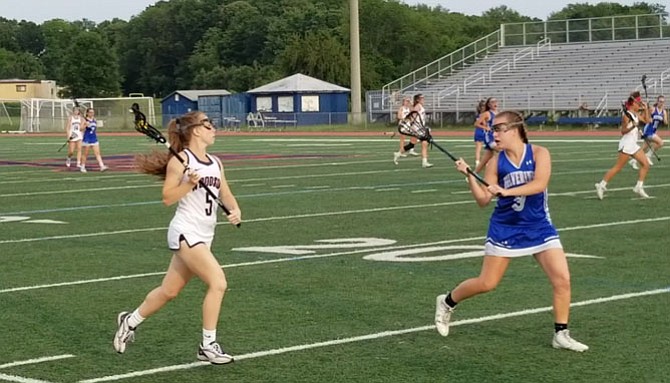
[640,95,666,164]
[473,97,498,174]
[472,99,487,167]
[80,108,108,172]
[113,111,242,365]
[433,110,588,352]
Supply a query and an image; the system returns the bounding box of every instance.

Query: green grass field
[0,132,668,383]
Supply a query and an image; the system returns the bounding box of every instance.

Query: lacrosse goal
[20,96,156,133]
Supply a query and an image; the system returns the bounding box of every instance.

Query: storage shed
[246,74,349,126]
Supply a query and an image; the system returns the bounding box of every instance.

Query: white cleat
[633,185,650,198]
[647,156,654,166]
[434,294,454,337]
[80,166,87,173]
[408,149,419,157]
[594,183,606,200]
[628,159,639,170]
[552,330,589,352]
[65,158,71,168]
[422,161,434,168]
[198,342,234,365]
[100,165,109,172]
[113,311,136,354]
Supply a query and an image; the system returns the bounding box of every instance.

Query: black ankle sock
[403,143,415,151]
[554,323,568,333]
[445,292,458,308]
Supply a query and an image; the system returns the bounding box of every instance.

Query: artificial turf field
[0,131,668,383]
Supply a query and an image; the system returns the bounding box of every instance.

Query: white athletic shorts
[167,225,213,251]
[69,130,82,142]
[618,134,640,155]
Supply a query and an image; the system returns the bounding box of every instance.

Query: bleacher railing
[501,13,668,46]
[380,30,501,109]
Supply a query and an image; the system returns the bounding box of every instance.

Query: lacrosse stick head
[397,111,431,141]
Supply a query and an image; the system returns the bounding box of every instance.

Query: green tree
[278,31,349,86]
[40,19,83,81]
[0,48,44,78]
[16,21,44,56]
[60,32,122,97]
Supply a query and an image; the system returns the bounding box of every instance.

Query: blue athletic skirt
[485,221,562,257]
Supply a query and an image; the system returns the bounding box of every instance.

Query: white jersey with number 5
[167,149,222,251]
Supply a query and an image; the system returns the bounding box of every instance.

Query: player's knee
[160,286,181,301]
[478,278,500,293]
[208,275,228,295]
[552,274,571,294]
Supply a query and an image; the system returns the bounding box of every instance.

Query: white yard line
[0,354,74,383]
[0,201,472,245]
[1,216,667,295]
[77,287,670,383]
[0,373,55,383]
[0,355,75,370]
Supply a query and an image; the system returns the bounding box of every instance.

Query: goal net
[20,96,156,133]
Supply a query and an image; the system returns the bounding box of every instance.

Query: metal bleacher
[370,14,670,124]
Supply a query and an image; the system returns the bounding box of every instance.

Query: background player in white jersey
[393,97,420,164]
[595,91,651,200]
[412,94,433,168]
[80,108,108,172]
[433,111,588,352]
[113,111,242,364]
[65,107,83,169]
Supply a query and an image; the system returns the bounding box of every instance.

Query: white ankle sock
[635,181,643,188]
[203,328,216,346]
[127,309,145,328]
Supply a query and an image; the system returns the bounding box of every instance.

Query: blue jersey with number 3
[491,144,552,227]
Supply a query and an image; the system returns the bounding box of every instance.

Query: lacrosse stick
[640,75,661,162]
[397,111,490,186]
[131,104,240,227]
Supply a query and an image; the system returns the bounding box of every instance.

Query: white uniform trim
[484,238,563,257]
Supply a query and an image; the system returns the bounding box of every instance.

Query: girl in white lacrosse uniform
[595,91,651,200]
[412,94,433,168]
[393,97,419,164]
[113,111,242,365]
[65,107,83,169]
[434,110,588,352]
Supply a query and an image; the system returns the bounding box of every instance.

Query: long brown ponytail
[135,111,203,178]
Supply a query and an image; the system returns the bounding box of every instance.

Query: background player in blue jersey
[472,99,487,167]
[638,95,666,166]
[473,97,498,174]
[113,111,242,364]
[434,110,588,352]
[80,108,108,172]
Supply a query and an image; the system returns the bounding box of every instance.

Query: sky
[0,0,654,24]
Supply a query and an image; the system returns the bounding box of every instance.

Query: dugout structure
[20,97,156,133]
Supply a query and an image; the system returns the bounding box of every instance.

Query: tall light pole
[350,0,362,125]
